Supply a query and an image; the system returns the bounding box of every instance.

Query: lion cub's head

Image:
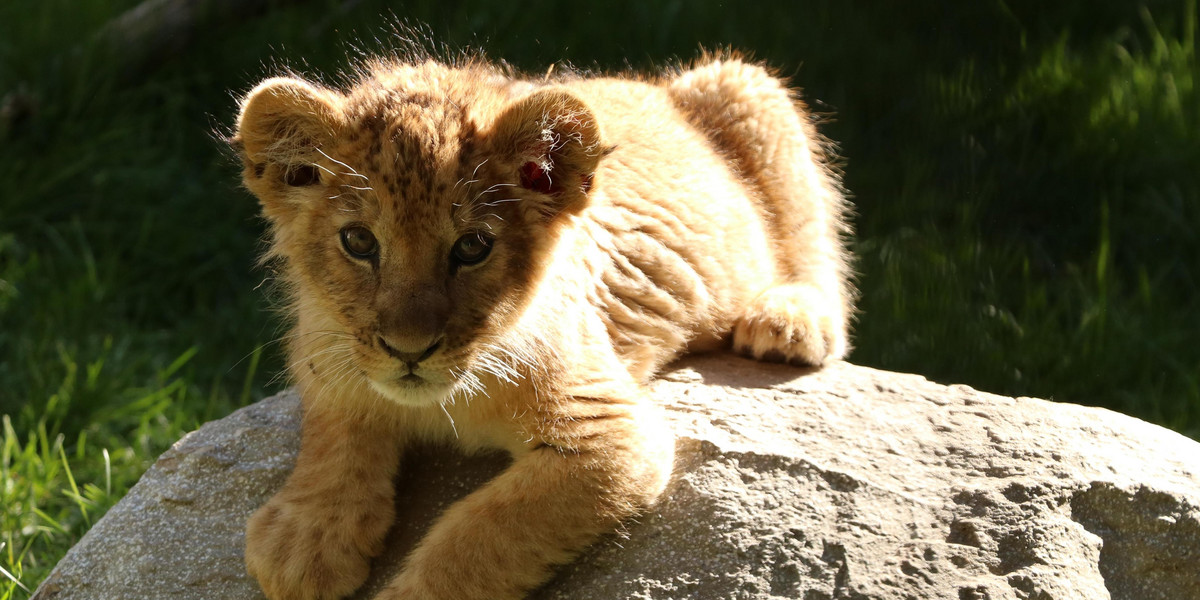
[234,61,604,406]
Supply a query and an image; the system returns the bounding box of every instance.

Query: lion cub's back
[565,78,777,368]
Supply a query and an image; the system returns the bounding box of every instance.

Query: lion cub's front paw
[732,283,845,367]
[245,491,392,600]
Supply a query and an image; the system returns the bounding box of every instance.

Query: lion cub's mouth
[366,363,460,407]
[395,373,426,387]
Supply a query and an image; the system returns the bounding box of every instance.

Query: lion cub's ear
[490,88,607,220]
[234,78,343,218]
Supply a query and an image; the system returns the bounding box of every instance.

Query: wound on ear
[520,161,556,194]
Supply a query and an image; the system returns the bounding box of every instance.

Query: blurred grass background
[1,0,1197,594]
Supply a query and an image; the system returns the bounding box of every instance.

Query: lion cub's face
[235,63,603,406]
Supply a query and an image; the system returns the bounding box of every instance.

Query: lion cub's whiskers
[316,147,370,181]
[438,400,459,439]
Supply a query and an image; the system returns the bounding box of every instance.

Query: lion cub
[234,52,851,600]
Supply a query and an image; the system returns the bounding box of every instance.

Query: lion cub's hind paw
[732,284,842,367]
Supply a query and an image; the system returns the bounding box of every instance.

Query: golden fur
[234,52,852,600]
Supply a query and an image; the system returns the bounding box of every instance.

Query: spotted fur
[234,52,852,600]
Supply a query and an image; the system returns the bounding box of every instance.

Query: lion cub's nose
[377,335,443,365]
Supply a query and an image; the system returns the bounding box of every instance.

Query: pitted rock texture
[32,355,1200,600]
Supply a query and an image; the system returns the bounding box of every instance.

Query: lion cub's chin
[368,376,460,408]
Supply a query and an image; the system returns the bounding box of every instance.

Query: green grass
[1,0,1198,595]
[851,3,1200,432]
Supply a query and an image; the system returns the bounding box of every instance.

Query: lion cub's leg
[669,58,852,365]
[245,407,401,600]
[377,392,673,600]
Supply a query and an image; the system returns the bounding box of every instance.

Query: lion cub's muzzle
[373,279,450,371]
[377,334,444,368]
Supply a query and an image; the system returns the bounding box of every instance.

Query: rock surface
[32,355,1200,600]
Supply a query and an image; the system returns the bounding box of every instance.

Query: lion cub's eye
[285,164,320,187]
[339,225,378,259]
[451,232,494,266]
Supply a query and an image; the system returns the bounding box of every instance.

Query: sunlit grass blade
[56,445,89,528]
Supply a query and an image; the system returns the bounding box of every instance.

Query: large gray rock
[32,355,1200,600]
